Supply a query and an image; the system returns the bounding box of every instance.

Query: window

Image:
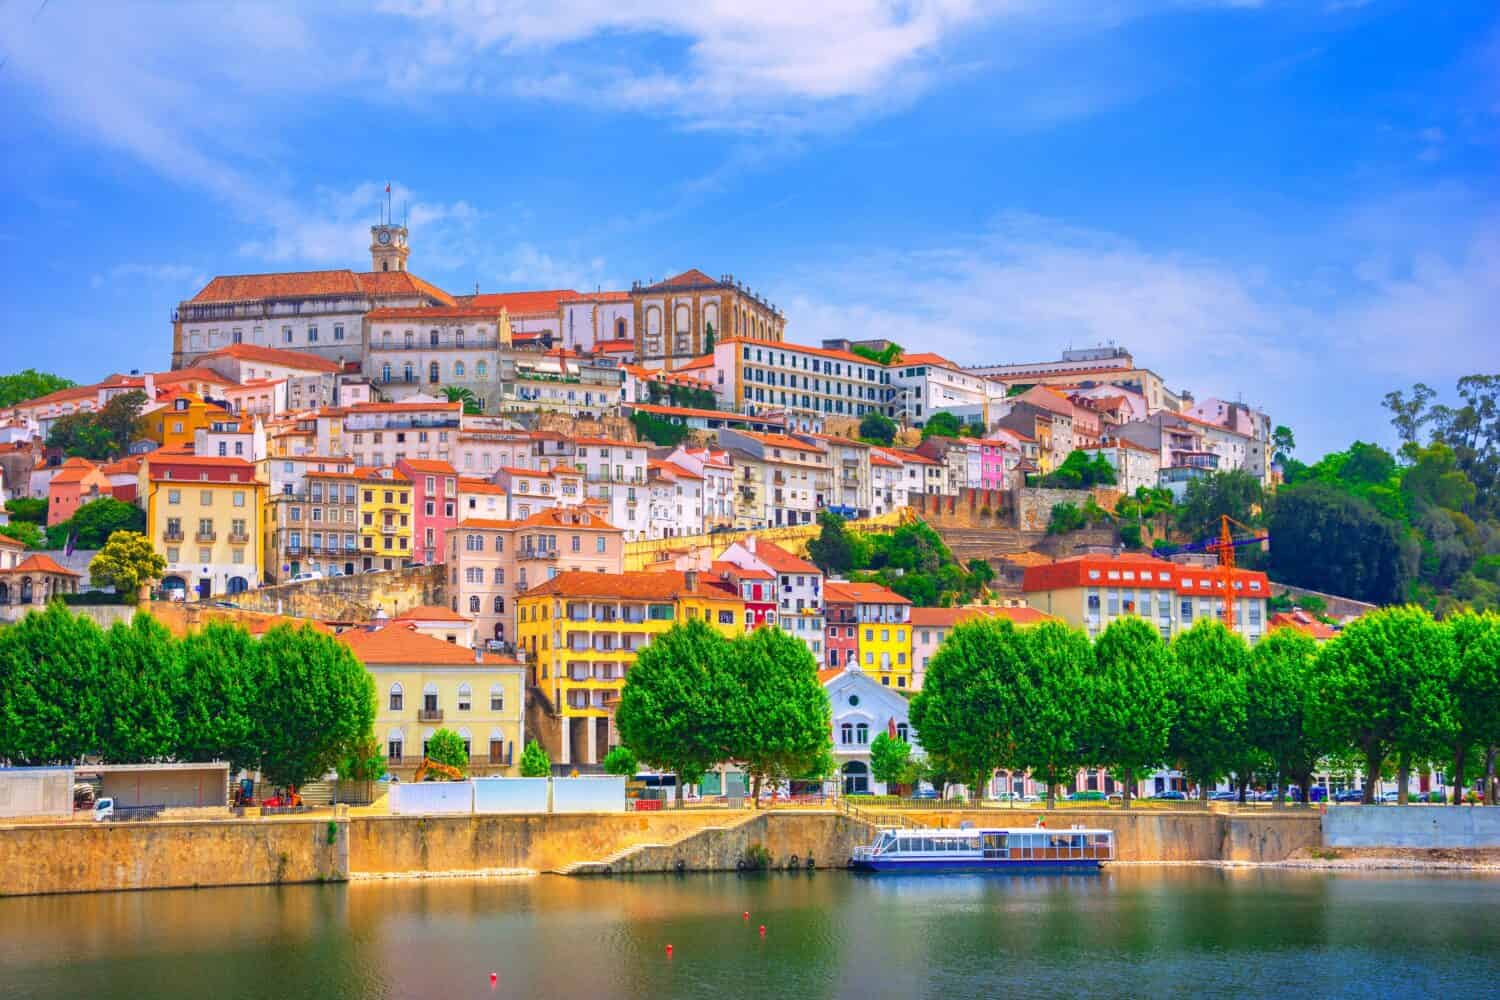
[389,683,404,711]
[840,723,853,745]
[490,685,504,711]
[167,489,181,505]
[469,596,481,613]
[718,610,734,625]
[493,595,504,613]
[429,362,440,383]
[855,722,869,745]
[457,684,472,712]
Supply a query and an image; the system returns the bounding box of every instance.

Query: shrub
[519,739,552,777]
[742,843,773,870]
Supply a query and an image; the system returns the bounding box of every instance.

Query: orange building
[46,457,114,526]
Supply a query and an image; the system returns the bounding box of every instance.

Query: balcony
[521,548,559,560]
[228,532,250,545]
[380,524,399,535]
[163,530,185,543]
[195,530,217,543]
[418,708,444,722]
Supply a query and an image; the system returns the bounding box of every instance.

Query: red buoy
[759,924,766,936]
[666,944,674,957]
[743,911,750,920]
[489,973,497,984]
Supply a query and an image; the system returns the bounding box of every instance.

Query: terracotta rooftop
[520,569,738,602]
[823,581,911,605]
[392,605,471,623]
[12,553,81,576]
[397,458,458,475]
[458,289,576,314]
[341,624,519,665]
[187,269,453,306]
[199,344,343,373]
[1269,610,1339,641]
[642,269,719,290]
[742,539,820,576]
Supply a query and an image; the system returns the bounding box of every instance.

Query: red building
[395,458,458,565]
[709,561,775,630]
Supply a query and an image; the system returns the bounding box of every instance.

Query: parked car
[288,570,324,583]
[1381,791,1403,803]
[1069,790,1108,802]
[1157,790,1189,801]
[1209,791,1237,801]
[92,797,115,821]
[909,788,940,800]
[1334,788,1365,803]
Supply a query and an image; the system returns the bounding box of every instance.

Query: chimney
[684,570,698,593]
[144,372,156,399]
[746,535,757,554]
[474,646,483,663]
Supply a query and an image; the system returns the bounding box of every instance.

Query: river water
[2,869,1496,999]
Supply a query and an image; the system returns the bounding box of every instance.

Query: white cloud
[89,263,204,290]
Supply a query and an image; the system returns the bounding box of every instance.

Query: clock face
[377,230,392,245]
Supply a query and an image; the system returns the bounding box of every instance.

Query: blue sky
[1,0,1495,457]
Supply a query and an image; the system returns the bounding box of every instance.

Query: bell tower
[370,224,409,273]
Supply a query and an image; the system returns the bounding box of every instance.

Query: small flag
[385,183,391,194]
[63,529,76,558]
[887,717,897,739]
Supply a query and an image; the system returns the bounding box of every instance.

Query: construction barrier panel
[389,781,473,815]
[472,777,550,815]
[551,776,627,814]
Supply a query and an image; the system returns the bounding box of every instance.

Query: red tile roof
[823,581,911,606]
[909,605,1053,628]
[397,458,458,475]
[720,336,873,367]
[710,559,772,580]
[519,507,619,531]
[459,289,575,314]
[1269,610,1339,641]
[355,271,455,305]
[341,624,518,665]
[458,478,508,495]
[187,269,454,306]
[393,605,470,623]
[594,340,636,353]
[13,554,79,576]
[644,269,719,290]
[521,569,737,602]
[199,344,343,373]
[743,539,820,576]
[49,457,102,485]
[1022,553,1269,596]
[732,430,824,454]
[817,668,845,685]
[0,534,26,550]
[456,517,521,530]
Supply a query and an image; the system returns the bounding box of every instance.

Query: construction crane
[1155,515,1269,632]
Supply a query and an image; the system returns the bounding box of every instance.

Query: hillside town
[2,225,1393,801]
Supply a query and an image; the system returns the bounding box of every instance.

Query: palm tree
[441,386,482,415]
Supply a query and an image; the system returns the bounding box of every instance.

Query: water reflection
[1,869,1497,999]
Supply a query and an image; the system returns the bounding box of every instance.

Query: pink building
[976,440,1011,491]
[47,457,114,526]
[396,459,459,565]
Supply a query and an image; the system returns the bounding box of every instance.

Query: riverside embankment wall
[0,808,1323,896]
[1325,806,1500,848]
[0,817,347,896]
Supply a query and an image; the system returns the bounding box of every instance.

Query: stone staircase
[551,811,764,876]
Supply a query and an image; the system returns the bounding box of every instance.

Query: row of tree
[0,604,376,789]
[910,608,1500,807]
[614,619,830,804]
[0,496,145,551]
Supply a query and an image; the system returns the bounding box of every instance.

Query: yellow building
[341,623,526,777]
[141,392,232,451]
[823,581,913,688]
[356,465,412,572]
[139,453,267,599]
[516,569,743,766]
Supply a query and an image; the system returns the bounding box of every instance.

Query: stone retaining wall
[1325,806,1500,848]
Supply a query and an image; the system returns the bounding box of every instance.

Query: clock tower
[370,224,409,273]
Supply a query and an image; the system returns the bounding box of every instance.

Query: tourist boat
[849,825,1114,872]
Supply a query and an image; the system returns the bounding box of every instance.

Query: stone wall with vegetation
[226,564,446,619]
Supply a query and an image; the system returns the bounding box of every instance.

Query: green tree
[424,728,469,777]
[47,496,146,549]
[0,520,44,549]
[1168,620,1250,800]
[602,745,638,776]
[338,735,389,782]
[1311,606,1455,804]
[252,624,376,790]
[176,620,262,771]
[0,369,75,408]
[95,390,148,453]
[1013,621,1093,807]
[1087,616,1175,808]
[96,614,182,763]
[1272,425,1296,466]
[47,413,117,460]
[869,731,913,791]
[519,739,551,777]
[910,617,1029,802]
[1176,470,1263,542]
[703,320,716,353]
[921,411,962,439]
[806,512,858,575]
[723,626,830,806]
[1047,502,1084,535]
[614,619,732,802]
[858,411,897,446]
[1246,627,1324,805]
[1443,612,1500,803]
[0,602,105,764]
[631,410,689,447]
[1267,482,1411,605]
[5,497,47,525]
[441,386,482,415]
[88,531,166,601]
[1383,382,1437,449]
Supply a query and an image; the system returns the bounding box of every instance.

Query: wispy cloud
[89,263,205,290]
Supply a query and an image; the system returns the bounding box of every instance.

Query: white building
[193,417,267,463]
[645,459,705,539]
[1081,439,1162,496]
[823,665,921,795]
[717,537,824,660]
[666,445,735,530]
[560,290,633,352]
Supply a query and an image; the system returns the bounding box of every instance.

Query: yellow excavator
[411,758,466,783]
